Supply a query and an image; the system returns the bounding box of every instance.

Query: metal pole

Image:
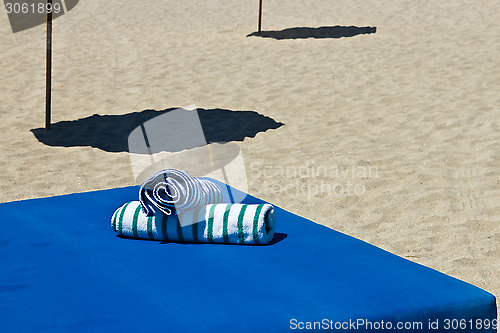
[258,0,262,34]
[45,0,52,130]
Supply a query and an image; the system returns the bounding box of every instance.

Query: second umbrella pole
[45,0,52,130]
[258,0,263,34]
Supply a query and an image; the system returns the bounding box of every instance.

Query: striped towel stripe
[139,169,223,217]
[112,201,276,245]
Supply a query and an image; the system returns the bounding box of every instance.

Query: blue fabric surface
[0,182,496,332]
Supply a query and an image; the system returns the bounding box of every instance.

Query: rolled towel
[111,201,276,245]
[139,169,223,217]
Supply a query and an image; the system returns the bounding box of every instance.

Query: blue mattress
[0,182,496,332]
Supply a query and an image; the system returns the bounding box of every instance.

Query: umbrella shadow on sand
[247,26,376,40]
[31,108,284,153]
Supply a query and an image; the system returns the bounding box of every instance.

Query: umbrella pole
[45,0,52,130]
[258,0,262,34]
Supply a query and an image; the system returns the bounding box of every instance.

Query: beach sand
[1,0,499,321]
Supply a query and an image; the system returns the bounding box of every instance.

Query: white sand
[1,0,499,320]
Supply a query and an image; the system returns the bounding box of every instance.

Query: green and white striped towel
[111,201,276,245]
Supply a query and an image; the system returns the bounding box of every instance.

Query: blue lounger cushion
[0,180,496,332]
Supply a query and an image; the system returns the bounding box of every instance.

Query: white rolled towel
[111,201,276,245]
[139,169,223,217]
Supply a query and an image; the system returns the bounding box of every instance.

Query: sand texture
[1,0,499,321]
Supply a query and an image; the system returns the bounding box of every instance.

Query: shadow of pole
[31,108,284,153]
[247,26,376,40]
